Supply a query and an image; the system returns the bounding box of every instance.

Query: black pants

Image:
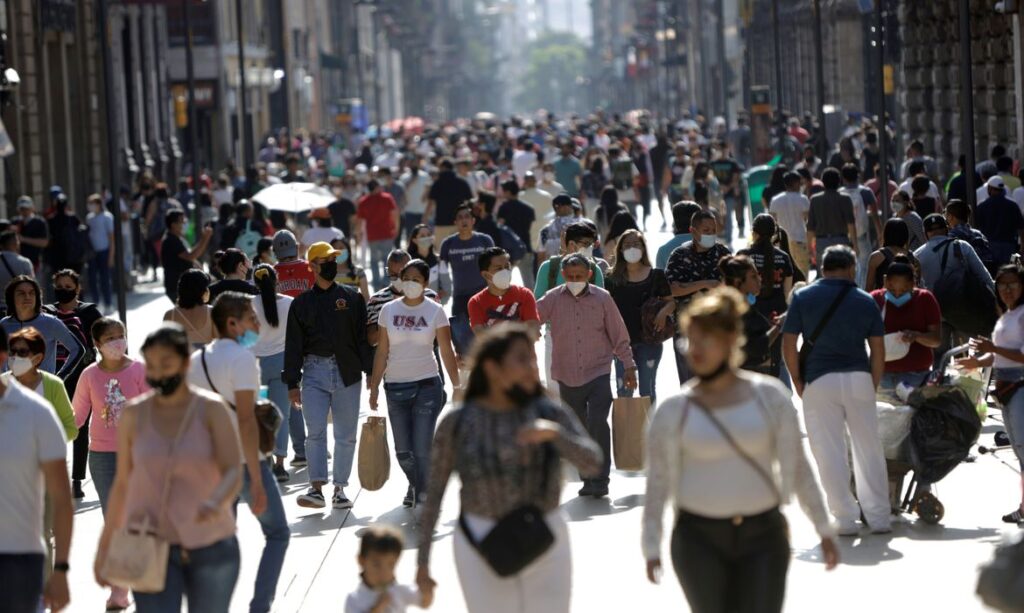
[0,553,45,613]
[558,374,613,485]
[671,508,790,613]
[72,411,90,481]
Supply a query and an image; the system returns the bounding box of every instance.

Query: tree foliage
[515,32,587,114]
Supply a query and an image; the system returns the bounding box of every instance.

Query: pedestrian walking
[5,327,77,440]
[737,215,794,379]
[366,250,440,347]
[976,176,1024,266]
[406,224,448,300]
[495,180,537,290]
[95,324,243,612]
[345,527,430,612]
[424,159,474,245]
[768,173,810,281]
[643,287,838,613]
[864,218,921,292]
[719,255,780,375]
[85,193,116,309]
[163,269,215,349]
[439,203,495,356]
[416,324,602,613]
[468,247,540,335]
[208,248,258,302]
[806,168,857,273]
[1,276,85,380]
[272,230,316,298]
[656,201,701,270]
[329,237,370,301]
[14,195,50,276]
[0,230,34,315]
[357,180,401,289]
[368,258,460,507]
[782,245,891,535]
[160,210,213,304]
[890,191,926,251]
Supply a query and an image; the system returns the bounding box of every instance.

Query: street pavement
[63,216,1022,612]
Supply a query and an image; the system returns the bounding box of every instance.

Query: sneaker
[72,479,85,500]
[272,463,290,483]
[590,484,609,498]
[577,482,595,497]
[332,488,353,510]
[837,520,861,536]
[1002,508,1024,523]
[297,488,326,509]
[290,455,308,467]
[403,486,416,508]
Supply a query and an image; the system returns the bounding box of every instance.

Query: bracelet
[53,561,70,572]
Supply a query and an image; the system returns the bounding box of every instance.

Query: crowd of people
[1,108,1022,613]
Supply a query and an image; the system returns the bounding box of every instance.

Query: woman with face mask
[890,191,926,251]
[368,259,460,508]
[95,323,244,611]
[406,223,448,300]
[163,269,215,349]
[605,230,673,405]
[864,217,921,292]
[643,287,839,612]
[6,327,77,440]
[208,248,258,303]
[70,318,148,610]
[416,324,601,612]
[2,275,87,381]
[329,237,370,301]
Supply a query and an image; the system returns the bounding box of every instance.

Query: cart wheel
[915,493,944,525]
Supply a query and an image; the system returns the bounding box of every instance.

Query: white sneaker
[837,520,861,536]
[332,488,353,509]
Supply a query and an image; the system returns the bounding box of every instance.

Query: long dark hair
[463,324,536,402]
[252,263,280,327]
[995,264,1024,312]
[751,214,778,298]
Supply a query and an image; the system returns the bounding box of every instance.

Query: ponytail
[252,263,279,327]
[752,214,777,298]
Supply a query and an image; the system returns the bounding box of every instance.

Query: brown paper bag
[612,396,651,471]
[358,416,390,491]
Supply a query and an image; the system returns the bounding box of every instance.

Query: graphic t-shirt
[439,232,494,297]
[275,259,316,297]
[72,360,149,452]
[468,285,540,328]
[379,299,449,383]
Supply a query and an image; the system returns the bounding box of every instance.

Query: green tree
[515,32,587,114]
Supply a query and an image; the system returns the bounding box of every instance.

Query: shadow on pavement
[561,493,644,522]
[795,533,904,567]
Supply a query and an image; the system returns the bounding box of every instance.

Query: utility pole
[235,0,250,186]
[183,0,201,231]
[958,0,976,216]
[812,0,828,160]
[771,0,783,110]
[875,0,889,218]
[97,0,127,324]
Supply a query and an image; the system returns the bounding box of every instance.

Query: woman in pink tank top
[94,324,244,612]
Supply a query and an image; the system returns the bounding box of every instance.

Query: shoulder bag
[100,398,197,592]
[201,346,282,454]
[797,284,853,381]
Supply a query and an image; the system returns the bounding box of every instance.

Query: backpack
[960,229,996,275]
[234,219,262,259]
[497,223,527,263]
[931,239,997,337]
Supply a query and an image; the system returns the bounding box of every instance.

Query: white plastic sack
[884,332,911,362]
[877,402,914,460]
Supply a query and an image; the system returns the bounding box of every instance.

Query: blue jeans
[261,352,306,459]
[89,248,112,306]
[133,537,240,613]
[878,370,931,400]
[615,342,664,406]
[238,460,290,613]
[301,355,361,487]
[995,367,1024,472]
[384,377,443,499]
[89,450,117,515]
[450,294,475,357]
[0,553,44,613]
[369,239,394,290]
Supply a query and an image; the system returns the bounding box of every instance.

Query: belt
[677,507,780,527]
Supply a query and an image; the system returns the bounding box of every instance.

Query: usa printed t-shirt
[379,298,449,383]
[468,285,540,329]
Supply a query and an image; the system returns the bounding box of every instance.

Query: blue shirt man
[656,201,701,269]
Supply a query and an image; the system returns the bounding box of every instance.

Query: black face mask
[696,361,731,383]
[146,373,184,396]
[507,383,542,407]
[54,288,77,304]
[318,261,338,281]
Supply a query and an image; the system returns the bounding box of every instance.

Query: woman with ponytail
[250,263,306,482]
[738,214,794,378]
[719,254,778,375]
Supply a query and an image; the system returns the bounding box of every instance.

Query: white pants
[802,371,891,529]
[455,510,572,613]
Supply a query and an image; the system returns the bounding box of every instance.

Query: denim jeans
[402,212,423,244]
[878,370,930,402]
[369,239,394,290]
[450,294,475,358]
[261,352,306,458]
[238,460,290,613]
[615,342,664,406]
[384,377,443,499]
[89,248,112,306]
[0,553,44,613]
[89,450,117,515]
[301,355,362,487]
[995,367,1024,472]
[133,536,240,613]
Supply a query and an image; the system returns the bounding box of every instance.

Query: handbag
[797,284,853,381]
[993,379,1024,408]
[455,405,555,577]
[201,347,282,454]
[99,398,197,592]
[641,296,675,344]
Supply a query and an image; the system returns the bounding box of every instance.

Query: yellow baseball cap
[306,241,341,261]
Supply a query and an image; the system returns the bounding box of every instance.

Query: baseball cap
[306,241,341,262]
[272,229,298,259]
[49,185,63,197]
[552,193,573,208]
[570,197,583,211]
[987,176,1006,189]
[309,208,332,220]
[922,213,949,232]
[16,195,33,210]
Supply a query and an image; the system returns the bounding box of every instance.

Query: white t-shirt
[302,226,345,247]
[401,170,430,214]
[252,295,293,358]
[0,380,67,553]
[769,191,810,243]
[1011,186,1024,217]
[993,305,1024,369]
[512,150,538,183]
[188,339,261,406]
[899,178,942,202]
[379,298,449,383]
[344,580,420,613]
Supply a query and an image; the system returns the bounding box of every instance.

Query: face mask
[236,329,259,349]
[9,356,34,377]
[566,281,587,296]
[557,212,573,221]
[543,171,555,182]
[146,373,184,396]
[885,290,912,308]
[491,269,512,290]
[401,280,424,299]
[698,234,717,249]
[389,277,401,291]
[892,201,904,214]
[54,288,77,304]
[415,237,434,251]
[576,245,594,259]
[336,250,349,265]
[100,339,127,361]
[746,293,758,306]
[506,382,541,406]
[622,247,643,264]
[318,260,338,281]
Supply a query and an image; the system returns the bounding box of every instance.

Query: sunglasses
[9,347,33,358]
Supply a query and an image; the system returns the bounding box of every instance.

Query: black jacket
[283,282,371,389]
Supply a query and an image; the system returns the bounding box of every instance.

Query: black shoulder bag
[455,404,556,577]
[797,284,853,381]
[201,347,282,454]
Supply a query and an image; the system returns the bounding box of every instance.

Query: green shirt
[533,256,605,298]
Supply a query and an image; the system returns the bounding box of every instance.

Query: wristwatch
[53,561,70,573]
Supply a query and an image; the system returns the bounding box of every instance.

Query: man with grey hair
[537,253,634,498]
[782,244,890,536]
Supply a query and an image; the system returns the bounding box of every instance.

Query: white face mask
[99,338,128,361]
[9,356,34,377]
[491,269,512,290]
[622,247,643,264]
[566,281,587,296]
[415,236,434,251]
[698,234,717,249]
[401,280,424,299]
[576,244,594,259]
[892,201,905,214]
[543,171,555,182]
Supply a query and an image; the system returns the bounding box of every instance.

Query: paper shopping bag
[358,416,390,491]
[612,396,651,471]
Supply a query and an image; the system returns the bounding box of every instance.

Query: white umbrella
[251,182,335,214]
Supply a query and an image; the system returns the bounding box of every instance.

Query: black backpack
[931,239,997,337]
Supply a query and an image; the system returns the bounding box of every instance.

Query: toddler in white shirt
[344,526,429,613]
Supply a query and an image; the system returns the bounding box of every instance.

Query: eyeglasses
[997,282,1021,291]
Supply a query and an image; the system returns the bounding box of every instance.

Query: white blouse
[993,304,1024,370]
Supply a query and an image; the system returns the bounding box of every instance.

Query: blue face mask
[746,293,758,306]
[336,250,349,265]
[885,290,911,308]
[236,329,259,349]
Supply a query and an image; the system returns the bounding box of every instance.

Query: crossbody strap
[200,346,235,410]
[0,253,15,278]
[805,283,854,348]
